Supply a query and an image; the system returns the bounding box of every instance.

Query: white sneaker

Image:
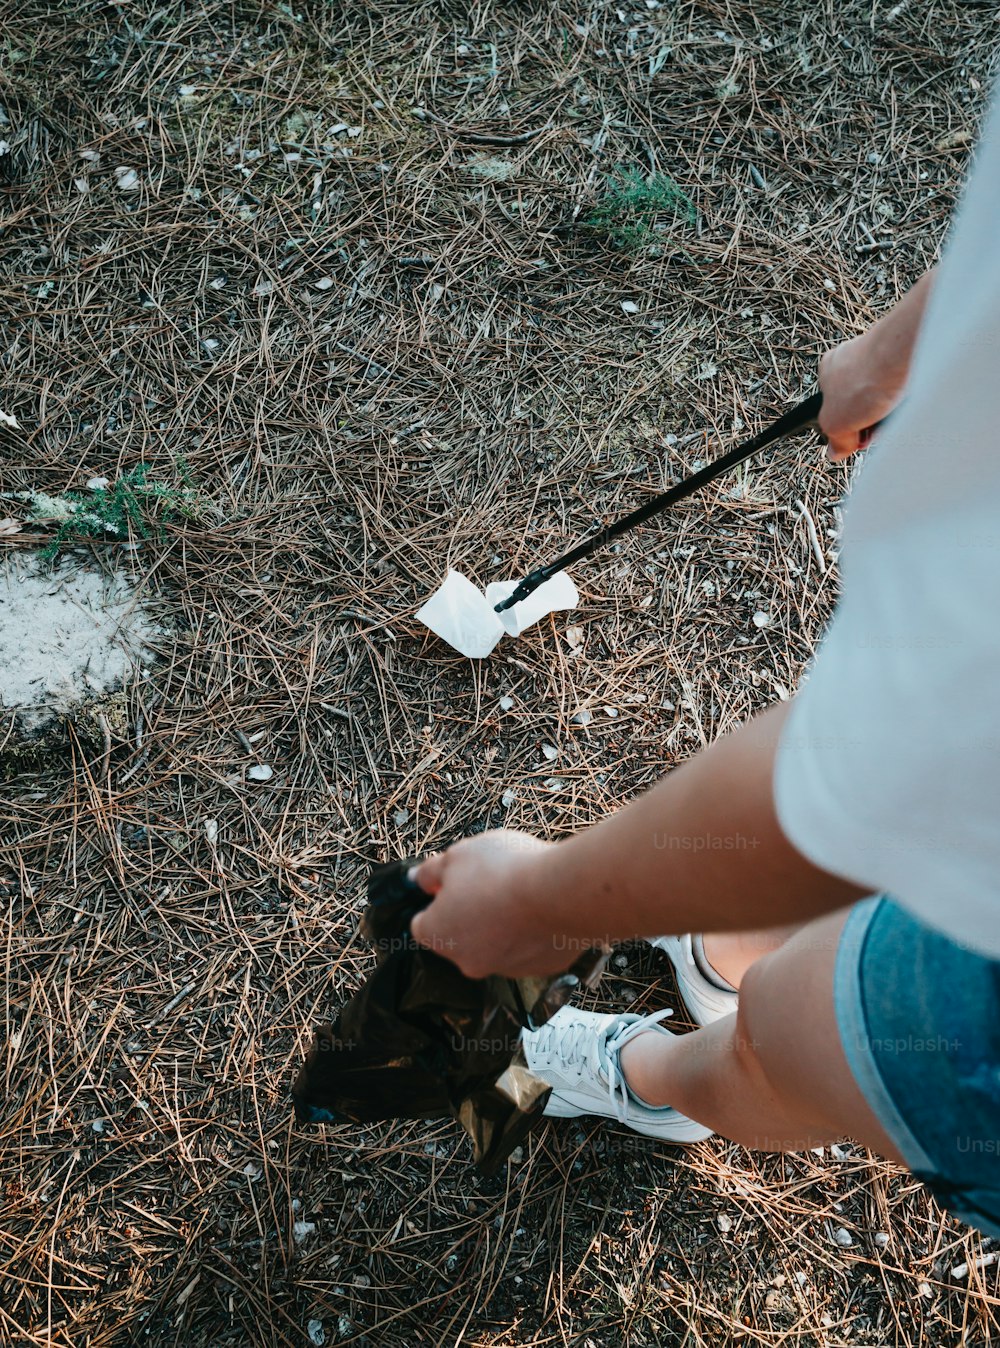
[522,1006,714,1143]
[647,934,739,1026]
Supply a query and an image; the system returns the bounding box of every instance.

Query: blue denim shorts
[835,896,1000,1236]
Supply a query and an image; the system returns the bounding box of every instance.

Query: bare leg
[623,908,905,1160]
[701,923,804,988]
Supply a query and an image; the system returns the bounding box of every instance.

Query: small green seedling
[29,466,206,559]
[584,167,696,250]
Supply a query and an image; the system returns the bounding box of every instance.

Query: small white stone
[501,788,516,808]
[795,1270,808,1286]
[716,1213,732,1233]
[499,695,515,711]
[314,276,335,291]
[752,610,771,628]
[203,818,218,845]
[602,706,619,718]
[564,624,584,648]
[834,1226,853,1248]
[293,1220,316,1243]
[92,1119,105,1133]
[620,300,640,315]
[307,1319,326,1345]
[541,744,558,761]
[393,808,410,826]
[113,166,140,192]
[248,764,273,782]
[571,708,593,727]
[86,476,110,491]
[178,84,198,96]
[874,1231,890,1250]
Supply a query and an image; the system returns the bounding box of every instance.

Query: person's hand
[818,333,906,462]
[817,268,935,461]
[409,830,567,979]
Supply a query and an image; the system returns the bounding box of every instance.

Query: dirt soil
[1,2,997,1346]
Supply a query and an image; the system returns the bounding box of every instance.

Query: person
[409,92,1000,1236]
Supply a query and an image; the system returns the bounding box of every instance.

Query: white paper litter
[415,570,506,658]
[485,570,579,637]
[417,568,580,658]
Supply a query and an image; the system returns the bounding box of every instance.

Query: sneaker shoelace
[533,1009,675,1123]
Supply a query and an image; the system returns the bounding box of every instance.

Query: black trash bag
[292,858,609,1174]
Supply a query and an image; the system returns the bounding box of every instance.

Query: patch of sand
[0,553,160,737]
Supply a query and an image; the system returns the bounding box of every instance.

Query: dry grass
[1,1,998,1344]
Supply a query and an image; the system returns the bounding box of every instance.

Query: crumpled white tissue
[485,571,579,637]
[415,570,506,658]
[416,569,579,657]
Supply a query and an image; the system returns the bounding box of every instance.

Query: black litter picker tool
[494,389,826,614]
[293,859,609,1175]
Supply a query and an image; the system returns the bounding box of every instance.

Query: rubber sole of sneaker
[543,1089,715,1142]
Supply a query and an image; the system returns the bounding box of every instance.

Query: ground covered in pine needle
[1,2,998,1345]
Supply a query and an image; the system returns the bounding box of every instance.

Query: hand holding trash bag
[292,855,609,1173]
[411,830,576,979]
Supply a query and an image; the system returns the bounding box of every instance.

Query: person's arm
[411,701,867,978]
[819,268,936,460]
[411,276,938,979]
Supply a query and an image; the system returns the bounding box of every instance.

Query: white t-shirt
[774,94,1000,957]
